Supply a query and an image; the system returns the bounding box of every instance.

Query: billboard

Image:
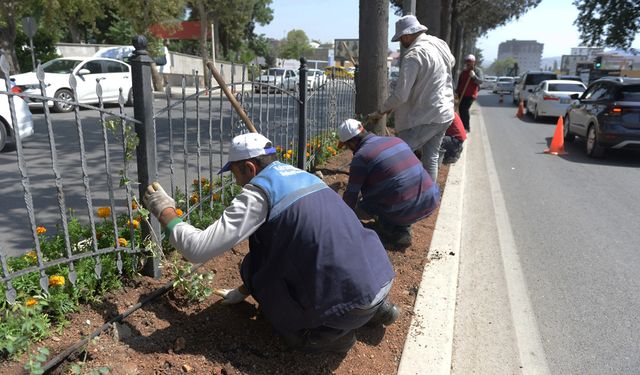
[334,39,359,65]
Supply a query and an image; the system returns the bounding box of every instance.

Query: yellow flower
[276,146,282,153]
[285,153,291,159]
[49,275,65,287]
[212,193,221,202]
[131,200,138,210]
[201,177,208,184]
[306,152,310,157]
[287,149,293,155]
[117,237,128,247]
[25,298,38,307]
[97,207,111,218]
[36,226,46,235]
[25,250,37,261]
[127,219,139,229]
[175,208,184,216]
[190,193,199,204]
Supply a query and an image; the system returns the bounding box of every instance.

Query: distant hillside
[540,56,562,71]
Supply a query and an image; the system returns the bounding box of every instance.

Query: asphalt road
[0,87,350,258]
[453,91,640,374]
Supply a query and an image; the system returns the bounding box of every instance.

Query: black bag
[155,55,167,66]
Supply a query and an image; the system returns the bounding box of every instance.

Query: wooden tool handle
[206,61,257,133]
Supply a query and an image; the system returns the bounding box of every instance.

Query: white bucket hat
[338,118,364,146]
[464,54,476,62]
[219,133,276,174]
[391,15,428,42]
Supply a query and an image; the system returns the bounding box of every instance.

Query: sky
[255,0,640,63]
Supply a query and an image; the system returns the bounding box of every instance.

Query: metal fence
[0,35,355,303]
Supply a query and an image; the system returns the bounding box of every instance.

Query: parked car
[306,68,327,90]
[482,75,497,90]
[324,66,354,79]
[564,77,640,157]
[0,80,34,151]
[493,76,515,94]
[253,68,299,93]
[513,71,558,105]
[525,79,586,121]
[11,57,133,113]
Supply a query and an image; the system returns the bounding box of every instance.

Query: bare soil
[3,151,449,375]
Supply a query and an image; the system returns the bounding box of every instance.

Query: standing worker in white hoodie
[375,15,456,181]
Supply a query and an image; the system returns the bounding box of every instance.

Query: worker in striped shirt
[338,119,441,248]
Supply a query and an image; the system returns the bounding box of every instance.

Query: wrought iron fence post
[297,57,308,170]
[130,35,161,278]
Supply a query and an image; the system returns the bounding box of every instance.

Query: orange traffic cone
[544,116,568,155]
[516,100,524,118]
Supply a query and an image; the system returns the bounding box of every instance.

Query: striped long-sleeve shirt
[343,134,440,226]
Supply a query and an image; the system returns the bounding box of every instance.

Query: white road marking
[478,113,551,375]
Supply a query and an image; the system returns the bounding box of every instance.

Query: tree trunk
[68,19,82,43]
[357,0,389,136]
[440,0,452,43]
[418,0,441,38]
[0,0,21,74]
[197,0,210,87]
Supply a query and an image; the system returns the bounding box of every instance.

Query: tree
[573,0,640,49]
[356,0,388,135]
[279,30,312,59]
[42,0,108,43]
[487,56,518,76]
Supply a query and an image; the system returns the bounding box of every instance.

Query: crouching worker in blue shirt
[144,133,399,354]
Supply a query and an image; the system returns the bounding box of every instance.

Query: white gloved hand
[469,70,477,79]
[144,182,176,219]
[213,287,249,305]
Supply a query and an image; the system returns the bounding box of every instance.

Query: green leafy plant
[24,346,50,375]
[170,260,214,303]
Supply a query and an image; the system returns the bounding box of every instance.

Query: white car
[493,76,515,94]
[253,68,299,93]
[0,80,34,151]
[525,79,586,121]
[482,75,497,90]
[307,68,327,90]
[11,57,133,113]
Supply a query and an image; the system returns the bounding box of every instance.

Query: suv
[564,77,640,157]
[253,68,299,93]
[513,71,558,105]
[494,76,515,94]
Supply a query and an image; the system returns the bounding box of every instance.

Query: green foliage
[279,29,313,60]
[0,302,51,359]
[171,260,214,302]
[102,11,136,45]
[573,0,640,49]
[14,29,61,72]
[24,346,50,375]
[487,56,519,76]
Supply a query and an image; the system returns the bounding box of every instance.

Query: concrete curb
[397,137,467,374]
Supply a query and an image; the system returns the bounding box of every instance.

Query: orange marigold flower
[175,208,184,216]
[201,177,208,184]
[287,149,293,155]
[212,193,221,201]
[131,200,138,210]
[36,226,46,235]
[97,207,111,218]
[306,152,310,157]
[26,298,38,307]
[306,143,310,148]
[25,250,37,261]
[276,146,282,153]
[190,194,199,204]
[117,237,128,247]
[49,275,65,287]
[193,178,199,185]
[127,219,139,229]
[285,153,291,159]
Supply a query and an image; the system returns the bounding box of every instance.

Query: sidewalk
[397,124,468,374]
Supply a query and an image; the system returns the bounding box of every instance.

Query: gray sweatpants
[398,121,451,181]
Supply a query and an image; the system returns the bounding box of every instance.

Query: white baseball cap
[338,118,364,146]
[218,133,276,174]
[464,54,476,62]
[391,15,428,42]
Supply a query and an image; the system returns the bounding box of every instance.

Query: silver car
[0,80,34,151]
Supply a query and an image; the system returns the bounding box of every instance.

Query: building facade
[497,39,543,73]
